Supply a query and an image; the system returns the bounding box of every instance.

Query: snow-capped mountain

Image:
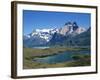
[28,28,58,42]
[23,21,89,47]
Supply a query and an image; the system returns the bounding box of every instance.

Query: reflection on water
[33,46,50,49]
[33,50,90,64]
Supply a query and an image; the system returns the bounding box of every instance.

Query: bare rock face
[59,22,72,35]
[72,27,86,36]
[59,22,86,36]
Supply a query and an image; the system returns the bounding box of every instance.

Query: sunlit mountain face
[23,22,90,47]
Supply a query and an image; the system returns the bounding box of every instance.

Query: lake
[33,50,90,64]
[33,46,50,49]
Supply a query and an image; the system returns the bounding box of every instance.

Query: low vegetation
[23,47,90,69]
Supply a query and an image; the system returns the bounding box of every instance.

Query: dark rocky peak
[72,22,79,31]
[87,27,91,31]
[73,22,77,26]
[64,21,79,31]
[65,22,72,26]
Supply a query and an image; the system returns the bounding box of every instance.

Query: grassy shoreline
[24,47,89,57]
[23,47,90,69]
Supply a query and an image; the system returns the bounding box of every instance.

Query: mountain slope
[71,27,91,46]
[23,22,90,47]
[48,22,87,46]
[23,28,58,47]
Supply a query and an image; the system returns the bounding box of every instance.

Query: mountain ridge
[23,21,90,47]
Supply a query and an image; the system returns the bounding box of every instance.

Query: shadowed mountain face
[72,27,91,46]
[68,28,90,46]
[23,22,90,47]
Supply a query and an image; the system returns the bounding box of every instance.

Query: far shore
[24,47,90,57]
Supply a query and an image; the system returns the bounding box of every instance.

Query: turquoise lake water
[33,50,90,64]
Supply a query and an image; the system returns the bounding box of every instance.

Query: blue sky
[23,10,91,35]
